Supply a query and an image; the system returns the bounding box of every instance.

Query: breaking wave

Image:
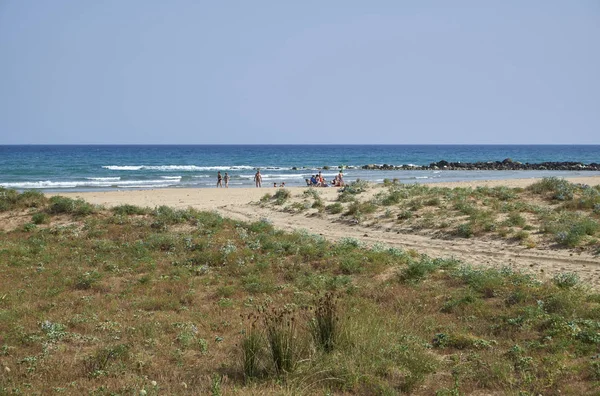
[0,179,183,189]
[102,165,255,171]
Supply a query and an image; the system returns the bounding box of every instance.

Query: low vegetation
[0,188,600,394]
[265,178,600,252]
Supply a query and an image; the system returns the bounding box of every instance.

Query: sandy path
[52,175,600,289]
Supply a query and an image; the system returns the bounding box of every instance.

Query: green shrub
[326,202,343,214]
[456,222,474,238]
[247,218,274,234]
[273,188,291,205]
[31,212,49,225]
[542,292,580,315]
[337,179,369,202]
[505,212,527,227]
[339,256,364,274]
[344,200,376,216]
[563,187,600,210]
[529,177,576,201]
[542,213,600,247]
[0,188,19,211]
[476,186,517,201]
[441,293,478,313]
[112,204,149,215]
[83,344,130,375]
[23,223,37,232]
[260,193,272,203]
[0,188,47,211]
[303,189,321,200]
[398,256,458,283]
[552,272,580,289]
[74,270,102,290]
[17,190,47,208]
[454,200,477,216]
[154,205,195,224]
[262,306,302,375]
[452,266,505,298]
[513,230,530,241]
[432,333,495,350]
[242,274,275,294]
[379,186,408,206]
[285,202,309,213]
[241,318,264,380]
[397,210,413,220]
[310,292,339,353]
[48,196,96,216]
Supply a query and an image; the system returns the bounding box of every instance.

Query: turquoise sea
[0,145,599,192]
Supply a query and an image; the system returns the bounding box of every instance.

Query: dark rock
[357,160,600,171]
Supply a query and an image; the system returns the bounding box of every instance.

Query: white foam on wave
[102,165,255,171]
[1,178,182,189]
[161,176,182,180]
[102,166,144,171]
[86,177,121,181]
[239,174,305,180]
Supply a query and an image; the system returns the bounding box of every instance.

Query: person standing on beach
[338,171,344,187]
[254,169,262,188]
[217,171,223,187]
[224,172,230,188]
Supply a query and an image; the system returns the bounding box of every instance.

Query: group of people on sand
[306,171,344,187]
[216,171,231,188]
[217,169,264,188]
[218,169,343,188]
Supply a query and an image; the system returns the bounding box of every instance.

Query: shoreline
[50,175,600,208]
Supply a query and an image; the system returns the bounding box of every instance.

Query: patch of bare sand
[50,176,600,289]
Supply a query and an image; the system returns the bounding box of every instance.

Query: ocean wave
[86,177,121,181]
[102,166,144,171]
[0,179,182,189]
[239,174,305,180]
[160,176,182,180]
[102,165,255,171]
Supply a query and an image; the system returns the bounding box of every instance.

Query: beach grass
[267,178,600,252]
[1,188,600,394]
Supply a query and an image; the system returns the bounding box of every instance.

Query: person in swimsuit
[224,172,230,188]
[254,170,262,188]
[217,171,223,187]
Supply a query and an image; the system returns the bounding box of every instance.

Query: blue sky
[0,1,598,144]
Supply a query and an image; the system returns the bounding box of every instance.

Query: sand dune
[52,176,600,289]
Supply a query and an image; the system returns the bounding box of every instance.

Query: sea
[0,145,599,192]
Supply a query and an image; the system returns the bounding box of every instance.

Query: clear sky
[0,1,598,145]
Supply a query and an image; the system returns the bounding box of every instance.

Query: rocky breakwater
[361,158,600,171]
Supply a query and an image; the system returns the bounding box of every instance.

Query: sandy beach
[50,175,600,289]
